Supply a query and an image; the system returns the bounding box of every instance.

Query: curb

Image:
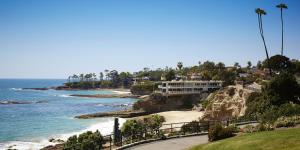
[116,132,208,150]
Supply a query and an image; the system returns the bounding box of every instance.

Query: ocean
[0,79,136,150]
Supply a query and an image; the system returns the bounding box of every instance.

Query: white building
[158,80,222,95]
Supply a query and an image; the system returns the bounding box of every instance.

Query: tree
[247,61,252,69]
[72,74,79,82]
[234,62,240,68]
[216,62,225,71]
[257,61,263,69]
[201,61,215,71]
[264,55,292,73]
[276,3,288,56]
[177,62,183,70]
[104,69,109,80]
[198,61,201,66]
[119,72,133,87]
[256,8,272,75]
[99,72,104,81]
[165,70,176,81]
[64,130,104,150]
[109,70,120,87]
[264,72,300,105]
[79,74,84,82]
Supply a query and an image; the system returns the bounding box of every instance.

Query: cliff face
[133,93,206,113]
[202,85,259,121]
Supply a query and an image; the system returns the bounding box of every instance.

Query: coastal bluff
[201,85,261,121]
[75,93,208,119]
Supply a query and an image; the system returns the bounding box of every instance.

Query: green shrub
[227,87,235,96]
[242,125,257,133]
[121,115,166,141]
[130,82,154,95]
[63,130,104,150]
[275,116,296,128]
[181,121,201,133]
[167,131,181,137]
[255,123,273,132]
[208,124,235,142]
[121,119,145,140]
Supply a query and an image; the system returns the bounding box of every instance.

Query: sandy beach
[156,111,204,124]
[130,110,204,126]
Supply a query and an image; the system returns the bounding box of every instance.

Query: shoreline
[2,109,204,150]
[1,117,127,150]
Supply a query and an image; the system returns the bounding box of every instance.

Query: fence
[101,119,255,150]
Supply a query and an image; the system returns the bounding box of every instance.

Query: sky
[0,0,299,79]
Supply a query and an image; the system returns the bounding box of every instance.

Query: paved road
[126,135,208,150]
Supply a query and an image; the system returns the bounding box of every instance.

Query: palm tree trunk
[281,8,284,56]
[258,14,272,76]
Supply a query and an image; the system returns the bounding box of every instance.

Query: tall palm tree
[276,3,288,56]
[72,74,79,82]
[255,8,272,75]
[177,62,183,70]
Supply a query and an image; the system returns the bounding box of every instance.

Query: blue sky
[0,0,299,79]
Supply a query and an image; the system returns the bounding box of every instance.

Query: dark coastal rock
[49,138,64,143]
[0,100,48,105]
[41,144,64,150]
[70,94,139,99]
[22,88,49,90]
[54,86,71,90]
[75,110,151,119]
[0,101,32,105]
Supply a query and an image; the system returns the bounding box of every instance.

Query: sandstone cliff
[201,85,260,121]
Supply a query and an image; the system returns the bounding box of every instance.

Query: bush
[242,125,257,133]
[121,119,144,141]
[121,115,166,141]
[275,116,296,128]
[227,87,235,97]
[63,130,104,150]
[255,123,273,132]
[181,121,201,133]
[208,124,235,142]
[130,82,155,95]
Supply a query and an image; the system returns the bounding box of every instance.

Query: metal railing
[101,119,250,150]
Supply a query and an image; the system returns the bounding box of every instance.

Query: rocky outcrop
[133,93,207,113]
[70,94,139,99]
[0,100,48,105]
[22,88,49,90]
[201,85,260,121]
[75,110,150,119]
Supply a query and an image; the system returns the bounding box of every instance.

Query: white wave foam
[57,94,72,98]
[10,88,23,91]
[112,90,131,94]
[0,140,53,150]
[56,118,126,140]
[0,118,126,150]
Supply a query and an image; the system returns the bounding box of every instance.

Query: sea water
[0,79,135,150]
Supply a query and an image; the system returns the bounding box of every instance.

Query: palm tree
[276,3,288,56]
[79,74,84,82]
[255,8,272,75]
[72,74,79,82]
[177,62,183,70]
[104,69,109,80]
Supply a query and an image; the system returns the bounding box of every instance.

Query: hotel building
[158,80,222,95]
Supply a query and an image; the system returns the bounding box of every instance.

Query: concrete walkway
[125,135,208,150]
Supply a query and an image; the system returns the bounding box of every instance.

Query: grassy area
[189,128,300,150]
